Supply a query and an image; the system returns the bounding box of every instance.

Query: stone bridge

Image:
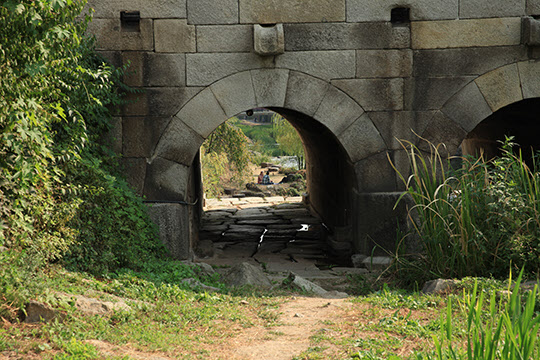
[86,0,540,261]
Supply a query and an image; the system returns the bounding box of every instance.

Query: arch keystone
[251,68,290,107]
[474,63,522,112]
[210,71,257,118]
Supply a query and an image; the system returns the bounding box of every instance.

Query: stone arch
[420,60,540,155]
[147,69,388,202]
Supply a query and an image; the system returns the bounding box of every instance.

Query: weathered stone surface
[362,256,393,271]
[121,52,144,87]
[144,157,190,201]
[210,71,257,118]
[420,111,467,156]
[87,19,153,51]
[412,18,522,49]
[122,87,202,117]
[102,117,122,154]
[123,117,170,158]
[251,69,289,107]
[404,76,475,110]
[369,111,434,150]
[24,301,62,323]
[120,157,146,194]
[527,0,540,15]
[152,117,204,166]
[182,278,220,292]
[96,51,122,68]
[186,53,274,86]
[442,82,492,133]
[276,51,355,81]
[197,25,252,53]
[187,0,238,25]
[155,19,195,53]
[224,263,272,288]
[460,0,525,18]
[422,279,456,294]
[284,71,330,117]
[356,50,412,78]
[85,0,187,19]
[254,24,284,56]
[338,114,387,162]
[475,64,522,112]
[347,0,458,21]
[333,79,403,111]
[351,254,368,268]
[147,203,191,259]
[354,152,396,192]
[313,87,364,136]
[391,150,412,191]
[65,294,131,315]
[413,46,528,77]
[518,60,540,99]
[144,53,186,87]
[194,240,214,258]
[239,0,345,23]
[284,23,409,51]
[175,88,228,138]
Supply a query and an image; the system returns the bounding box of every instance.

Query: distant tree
[271,114,305,169]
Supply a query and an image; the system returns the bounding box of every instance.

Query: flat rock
[23,301,63,323]
[362,256,393,271]
[422,279,456,294]
[224,262,272,288]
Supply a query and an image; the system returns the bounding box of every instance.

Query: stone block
[411,18,522,49]
[338,113,387,163]
[175,87,228,138]
[210,71,257,118]
[254,24,284,56]
[126,87,202,118]
[87,18,153,51]
[404,76,475,110]
[153,118,204,166]
[144,157,190,201]
[284,23,409,51]
[475,64,522,112]
[239,0,345,23]
[356,50,412,78]
[155,19,195,53]
[333,79,403,112]
[284,71,330,117]
[144,53,186,87]
[354,152,396,192]
[518,60,540,98]
[85,0,187,19]
[276,51,355,81]
[313,87,364,136]
[369,111,434,150]
[197,25,252,53]
[187,0,238,25]
[420,111,467,156]
[442,82,492,133]
[186,53,274,86]
[96,51,122,68]
[122,117,170,158]
[101,117,122,154]
[413,46,528,77]
[347,0,458,21]
[122,91,148,117]
[459,0,525,18]
[120,157,147,194]
[147,203,191,260]
[121,52,144,87]
[527,0,540,15]
[251,68,289,107]
[391,150,412,191]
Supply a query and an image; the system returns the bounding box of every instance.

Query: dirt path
[219,297,352,360]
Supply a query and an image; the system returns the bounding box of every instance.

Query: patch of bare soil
[217,297,353,360]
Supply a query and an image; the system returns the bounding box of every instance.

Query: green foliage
[391,137,540,284]
[0,0,161,275]
[272,113,305,169]
[201,119,252,197]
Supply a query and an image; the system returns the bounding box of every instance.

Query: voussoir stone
[441,81,492,133]
[411,18,522,49]
[313,86,364,136]
[404,76,476,110]
[369,111,434,150]
[239,0,345,24]
[475,63,522,112]
[251,69,289,107]
[144,157,190,201]
[210,71,257,118]
[518,60,540,99]
[337,113,386,162]
[284,71,330,117]
[153,117,204,166]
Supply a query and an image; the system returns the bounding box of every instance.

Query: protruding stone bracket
[522,16,540,46]
[254,24,284,56]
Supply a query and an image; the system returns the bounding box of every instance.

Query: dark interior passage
[462,98,540,166]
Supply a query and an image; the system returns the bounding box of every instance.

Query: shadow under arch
[146,69,390,260]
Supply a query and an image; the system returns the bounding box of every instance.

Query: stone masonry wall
[85,0,540,258]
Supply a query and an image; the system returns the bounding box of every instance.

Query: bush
[391,137,540,284]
